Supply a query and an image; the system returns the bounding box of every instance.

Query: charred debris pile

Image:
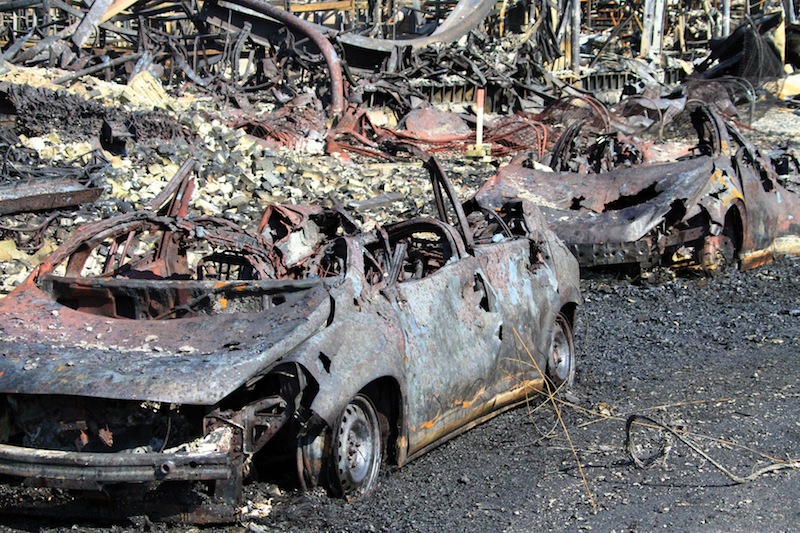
[0,0,798,292]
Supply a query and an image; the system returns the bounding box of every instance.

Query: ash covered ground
[1,258,798,532]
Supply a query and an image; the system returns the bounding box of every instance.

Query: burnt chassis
[476,106,800,273]
[0,154,580,522]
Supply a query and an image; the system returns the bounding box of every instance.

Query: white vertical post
[723,0,731,37]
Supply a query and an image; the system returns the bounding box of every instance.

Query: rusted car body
[475,106,800,273]
[0,152,580,522]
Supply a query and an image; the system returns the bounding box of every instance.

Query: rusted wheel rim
[550,314,575,386]
[332,394,381,498]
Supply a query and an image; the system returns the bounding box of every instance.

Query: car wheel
[548,313,576,387]
[330,393,382,499]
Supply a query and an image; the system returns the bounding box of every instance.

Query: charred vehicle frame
[0,149,580,522]
[475,106,800,274]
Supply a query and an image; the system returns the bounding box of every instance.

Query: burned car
[0,151,580,522]
[476,106,800,273]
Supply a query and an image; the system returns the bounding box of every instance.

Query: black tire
[548,313,576,387]
[330,393,382,499]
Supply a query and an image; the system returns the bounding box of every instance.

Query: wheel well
[559,302,578,331]
[359,377,403,465]
[724,205,744,254]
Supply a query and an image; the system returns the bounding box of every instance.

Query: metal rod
[571,0,581,77]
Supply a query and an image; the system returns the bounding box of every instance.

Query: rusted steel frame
[149,158,196,216]
[224,0,344,119]
[147,158,197,273]
[231,21,252,83]
[170,39,214,88]
[450,55,488,87]
[38,212,273,277]
[54,52,144,85]
[0,443,232,483]
[72,0,115,48]
[11,30,72,64]
[588,12,635,68]
[0,29,34,64]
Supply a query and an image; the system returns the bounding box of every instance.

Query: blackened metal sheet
[0,281,330,405]
[0,178,102,215]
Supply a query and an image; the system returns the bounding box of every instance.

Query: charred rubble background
[1,0,799,291]
[0,0,799,528]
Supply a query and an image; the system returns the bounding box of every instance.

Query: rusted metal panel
[477,156,718,251]
[0,276,330,404]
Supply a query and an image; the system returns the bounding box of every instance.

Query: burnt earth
[0,258,798,532]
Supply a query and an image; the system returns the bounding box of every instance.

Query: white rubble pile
[0,65,494,295]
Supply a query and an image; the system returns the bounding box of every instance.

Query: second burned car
[0,150,580,522]
[476,106,800,274]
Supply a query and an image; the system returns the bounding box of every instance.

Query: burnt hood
[475,156,718,243]
[0,280,330,405]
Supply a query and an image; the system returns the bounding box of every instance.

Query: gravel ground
[1,258,798,533]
